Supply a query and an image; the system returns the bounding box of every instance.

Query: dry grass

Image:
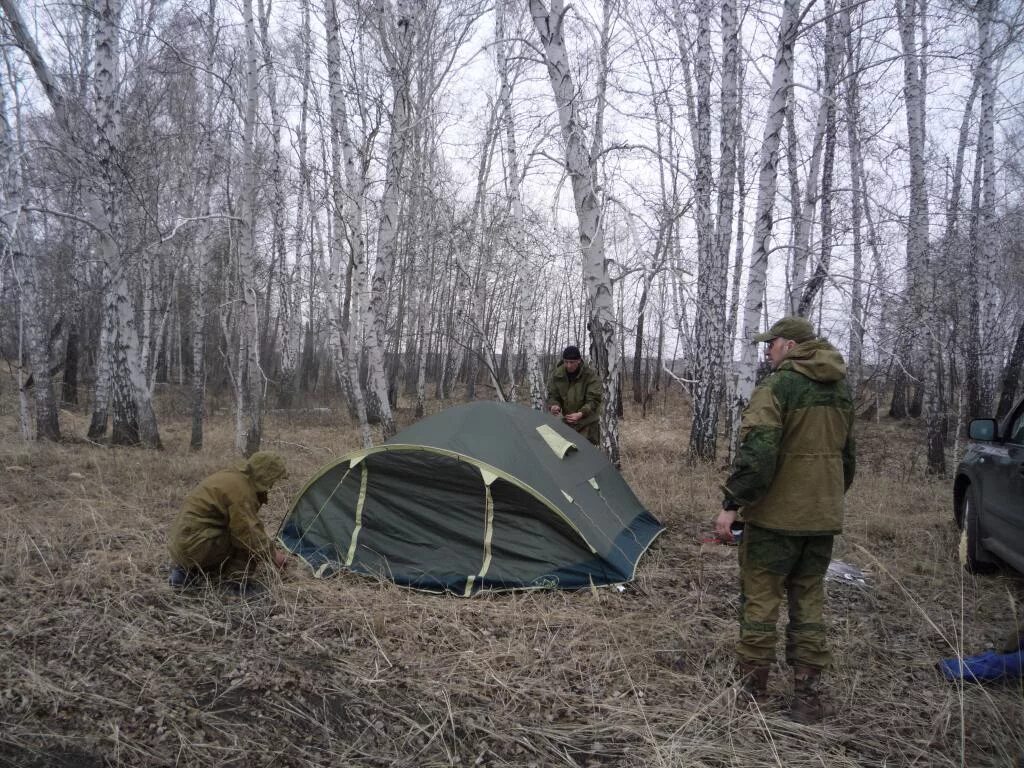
[0,386,1021,767]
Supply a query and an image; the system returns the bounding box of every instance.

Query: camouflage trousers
[737,524,834,669]
[169,535,258,581]
[568,419,600,446]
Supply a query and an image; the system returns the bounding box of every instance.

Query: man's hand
[549,404,562,416]
[715,509,738,543]
[273,549,289,570]
[565,411,583,424]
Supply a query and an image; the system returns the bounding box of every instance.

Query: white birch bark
[843,0,866,395]
[797,1,842,316]
[364,0,410,439]
[10,251,61,440]
[680,0,729,461]
[325,0,373,446]
[2,0,161,447]
[722,3,747,461]
[277,0,311,409]
[530,0,621,463]
[787,97,826,312]
[93,0,161,448]
[975,0,999,409]
[733,0,800,431]
[1,65,60,440]
[146,262,180,394]
[88,271,114,440]
[190,0,218,450]
[256,0,286,370]
[462,102,501,401]
[497,0,544,408]
[897,0,942,471]
[233,0,263,456]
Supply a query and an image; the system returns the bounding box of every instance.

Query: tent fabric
[278,401,665,595]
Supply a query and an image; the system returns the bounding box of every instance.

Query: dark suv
[954,397,1024,573]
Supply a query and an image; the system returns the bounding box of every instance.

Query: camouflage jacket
[168,455,285,564]
[723,340,856,534]
[546,361,602,429]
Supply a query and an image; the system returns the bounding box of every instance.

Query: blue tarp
[939,650,1024,681]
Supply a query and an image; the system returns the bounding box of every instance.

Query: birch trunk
[797,1,841,316]
[88,276,114,439]
[11,251,61,440]
[190,0,218,450]
[325,0,372,446]
[277,0,312,410]
[257,0,287,372]
[682,0,729,461]
[234,0,264,456]
[190,245,206,449]
[843,0,866,395]
[1,68,60,440]
[724,44,748,461]
[462,103,500,401]
[897,0,941,472]
[530,0,621,463]
[497,0,544,408]
[364,0,410,439]
[974,0,999,413]
[946,61,981,425]
[93,0,161,448]
[733,0,800,429]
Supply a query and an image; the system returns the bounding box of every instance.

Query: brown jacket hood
[239,451,289,493]
[778,339,847,383]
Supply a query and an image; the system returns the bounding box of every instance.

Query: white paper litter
[826,559,869,587]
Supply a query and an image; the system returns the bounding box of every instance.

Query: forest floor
[0,383,1021,767]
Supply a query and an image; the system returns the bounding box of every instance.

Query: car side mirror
[968,418,997,441]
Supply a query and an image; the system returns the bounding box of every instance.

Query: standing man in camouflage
[716,317,855,723]
[546,345,602,446]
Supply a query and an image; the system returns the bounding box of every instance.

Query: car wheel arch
[953,474,972,528]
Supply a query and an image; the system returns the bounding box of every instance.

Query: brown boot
[789,665,833,724]
[735,660,770,703]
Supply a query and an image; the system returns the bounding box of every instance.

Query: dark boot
[736,660,770,702]
[168,565,200,589]
[789,665,833,724]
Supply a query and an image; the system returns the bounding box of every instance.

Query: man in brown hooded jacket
[716,316,855,723]
[168,451,290,591]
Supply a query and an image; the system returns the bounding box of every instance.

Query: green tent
[278,401,665,595]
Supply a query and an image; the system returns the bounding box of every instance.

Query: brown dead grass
[0,386,1021,767]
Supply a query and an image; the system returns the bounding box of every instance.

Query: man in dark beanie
[545,345,602,445]
[716,316,855,723]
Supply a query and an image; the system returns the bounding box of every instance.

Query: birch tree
[1,59,61,440]
[897,0,943,472]
[530,0,622,463]
[325,0,373,446]
[497,0,544,408]
[732,0,800,443]
[1,0,162,448]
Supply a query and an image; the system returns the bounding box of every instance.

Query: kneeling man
[168,451,290,593]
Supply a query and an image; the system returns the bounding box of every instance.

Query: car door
[984,401,1024,544]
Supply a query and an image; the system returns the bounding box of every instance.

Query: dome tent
[278,401,665,596]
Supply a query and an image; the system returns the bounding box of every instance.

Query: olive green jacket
[723,340,856,535]
[546,361,602,430]
[168,466,277,568]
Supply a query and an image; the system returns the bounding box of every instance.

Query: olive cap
[752,316,816,344]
